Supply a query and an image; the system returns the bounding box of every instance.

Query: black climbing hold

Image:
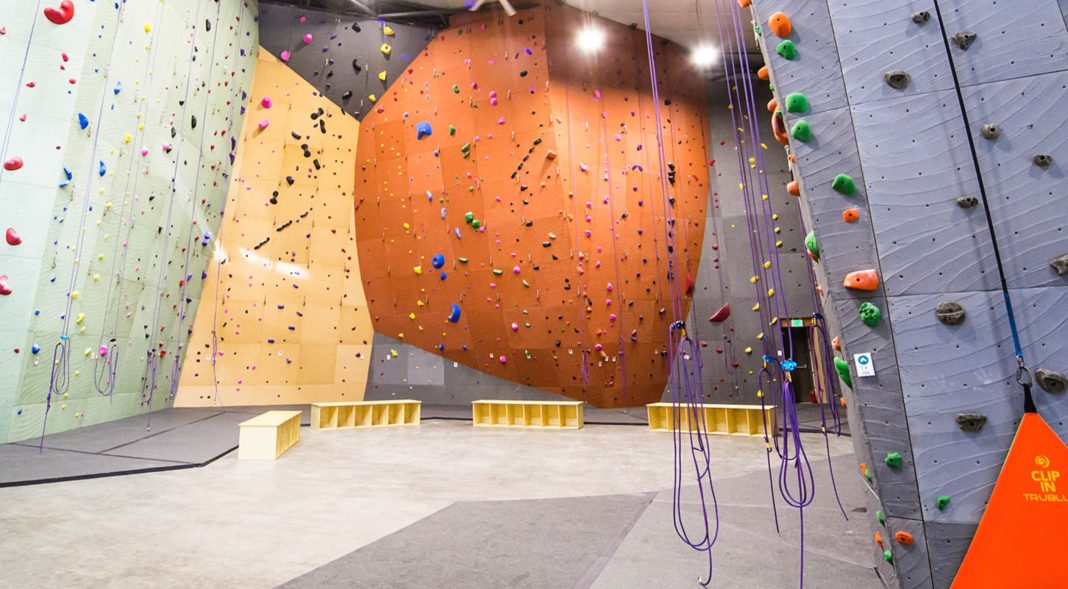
[979,123,1000,140]
[285,176,295,185]
[1033,154,1053,167]
[955,413,987,433]
[952,31,977,50]
[911,11,931,24]
[352,22,361,32]
[352,59,362,73]
[291,131,302,140]
[191,115,197,129]
[664,98,672,106]
[884,70,910,90]
[956,196,979,209]
[205,19,211,32]
[935,301,966,325]
[1050,254,1068,276]
[1036,368,1068,394]
[342,91,353,100]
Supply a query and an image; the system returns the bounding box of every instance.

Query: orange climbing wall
[353,2,709,407]
[176,48,373,407]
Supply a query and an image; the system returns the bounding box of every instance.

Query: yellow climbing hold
[75,313,86,324]
[380,43,392,55]
[383,25,395,36]
[744,346,753,354]
[750,276,759,283]
[763,260,772,270]
[775,240,784,248]
[413,265,422,275]
[752,302,761,312]
[408,313,416,320]
[402,222,410,230]
[144,23,152,33]
[70,291,79,300]
[768,288,775,297]
[756,332,765,340]
[378,71,387,81]
[369,94,377,103]
[124,133,132,143]
[390,349,399,358]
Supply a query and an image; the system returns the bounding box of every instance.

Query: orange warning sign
[951,413,1068,588]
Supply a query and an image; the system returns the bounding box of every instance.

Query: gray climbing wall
[257,1,438,120]
[751,0,1068,587]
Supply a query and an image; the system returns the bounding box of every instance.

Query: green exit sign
[790,319,804,327]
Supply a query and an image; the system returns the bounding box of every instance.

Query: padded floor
[279,493,655,589]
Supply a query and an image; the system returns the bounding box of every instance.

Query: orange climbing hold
[787,180,800,196]
[766,97,778,113]
[842,207,860,223]
[950,413,1068,588]
[771,110,789,145]
[738,0,752,7]
[757,66,769,80]
[832,336,841,351]
[843,269,880,291]
[768,12,792,38]
[894,531,914,545]
[874,531,884,547]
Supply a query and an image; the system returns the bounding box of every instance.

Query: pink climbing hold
[498,355,507,364]
[0,275,11,296]
[99,345,109,357]
[5,228,22,246]
[303,33,313,44]
[261,97,272,108]
[708,303,731,322]
[512,266,520,275]
[44,1,75,25]
[511,322,519,331]
[141,147,149,156]
[258,120,270,129]
[280,50,291,62]
[3,157,23,171]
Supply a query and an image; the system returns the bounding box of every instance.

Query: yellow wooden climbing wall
[175,48,372,407]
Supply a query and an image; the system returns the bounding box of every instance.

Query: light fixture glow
[691,44,721,67]
[576,26,606,53]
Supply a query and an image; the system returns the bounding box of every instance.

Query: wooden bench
[310,400,421,430]
[646,403,775,436]
[472,400,584,429]
[238,410,303,459]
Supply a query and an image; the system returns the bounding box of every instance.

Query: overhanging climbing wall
[0,1,258,443]
[175,48,374,408]
[352,1,710,408]
[749,1,1068,587]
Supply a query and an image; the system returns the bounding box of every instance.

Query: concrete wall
[0,0,258,443]
[750,0,1068,586]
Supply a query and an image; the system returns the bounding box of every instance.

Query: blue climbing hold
[416,121,432,140]
[113,81,122,95]
[431,253,445,269]
[426,190,433,202]
[31,344,40,354]
[98,161,106,177]
[440,272,447,280]
[781,359,798,372]
[447,303,461,323]
[78,113,89,129]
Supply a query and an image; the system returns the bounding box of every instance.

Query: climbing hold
[874,531,884,547]
[3,157,23,171]
[883,550,894,564]
[383,25,395,36]
[834,357,852,389]
[378,71,388,82]
[859,302,882,327]
[261,97,272,108]
[911,11,931,24]
[935,495,951,511]
[280,50,291,61]
[787,180,800,196]
[935,301,966,325]
[894,531,914,545]
[805,230,819,262]
[447,304,462,323]
[1033,154,1052,167]
[768,12,792,37]
[775,40,797,60]
[876,510,885,525]
[955,413,988,432]
[1050,254,1068,276]
[43,1,75,25]
[303,33,313,44]
[956,196,979,209]
[790,119,811,142]
[843,269,880,291]
[431,254,445,269]
[415,121,432,140]
[883,70,910,90]
[413,265,423,275]
[738,0,751,7]
[258,120,270,129]
[6,228,22,246]
[831,173,857,196]
[885,452,903,469]
[842,208,860,223]
[78,113,90,129]
[380,43,392,55]
[708,303,731,323]
[1035,368,1067,394]
[757,66,769,80]
[783,92,808,113]
[980,123,1000,140]
[0,275,10,296]
[952,31,977,50]
[98,161,106,176]
[771,109,789,145]
[832,336,841,352]
[860,462,871,482]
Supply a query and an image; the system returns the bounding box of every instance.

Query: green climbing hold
[863,465,872,483]
[776,40,798,60]
[885,452,903,469]
[834,357,852,389]
[464,211,474,224]
[784,92,809,114]
[883,550,894,564]
[804,230,819,261]
[457,257,469,263]
[832,173,857,196]
[936,495,951,511]
[452,85,460,93]
[769,83,776,92]
[754,23,762,37]
[876,510,885,525]
[471,219,482,229]
[461,143,471,153]
[859,301,882,327]
[449,125,456,136]
[790,119,811,142]
[492,268,503,276]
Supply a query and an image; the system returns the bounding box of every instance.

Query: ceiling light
[691,44,720,67]
[576,26,606,53]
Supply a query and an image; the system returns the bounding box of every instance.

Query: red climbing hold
[5,228,21,246]
[832,336,841,351]
[3,157,23,171]
[44,1,75,25]
[685,274,695,295]
[787,180,800,196]
[0,275,11,296]
[708,303,731,323]
[843,269,880,291]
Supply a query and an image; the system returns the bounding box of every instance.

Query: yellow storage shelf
[471,400,584,429]
[645,403,775,436]
[238,410,303,460]
[310,400,421,430]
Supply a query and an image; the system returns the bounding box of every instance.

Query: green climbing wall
[0,0,259,443]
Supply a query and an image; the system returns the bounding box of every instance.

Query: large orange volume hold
[768,12,792,38]
[843,269,880,291]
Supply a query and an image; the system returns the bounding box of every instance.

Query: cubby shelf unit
[310,400,421,430]
[238,410,303,460]
[471,400,584,429]
[645,403,775,436]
